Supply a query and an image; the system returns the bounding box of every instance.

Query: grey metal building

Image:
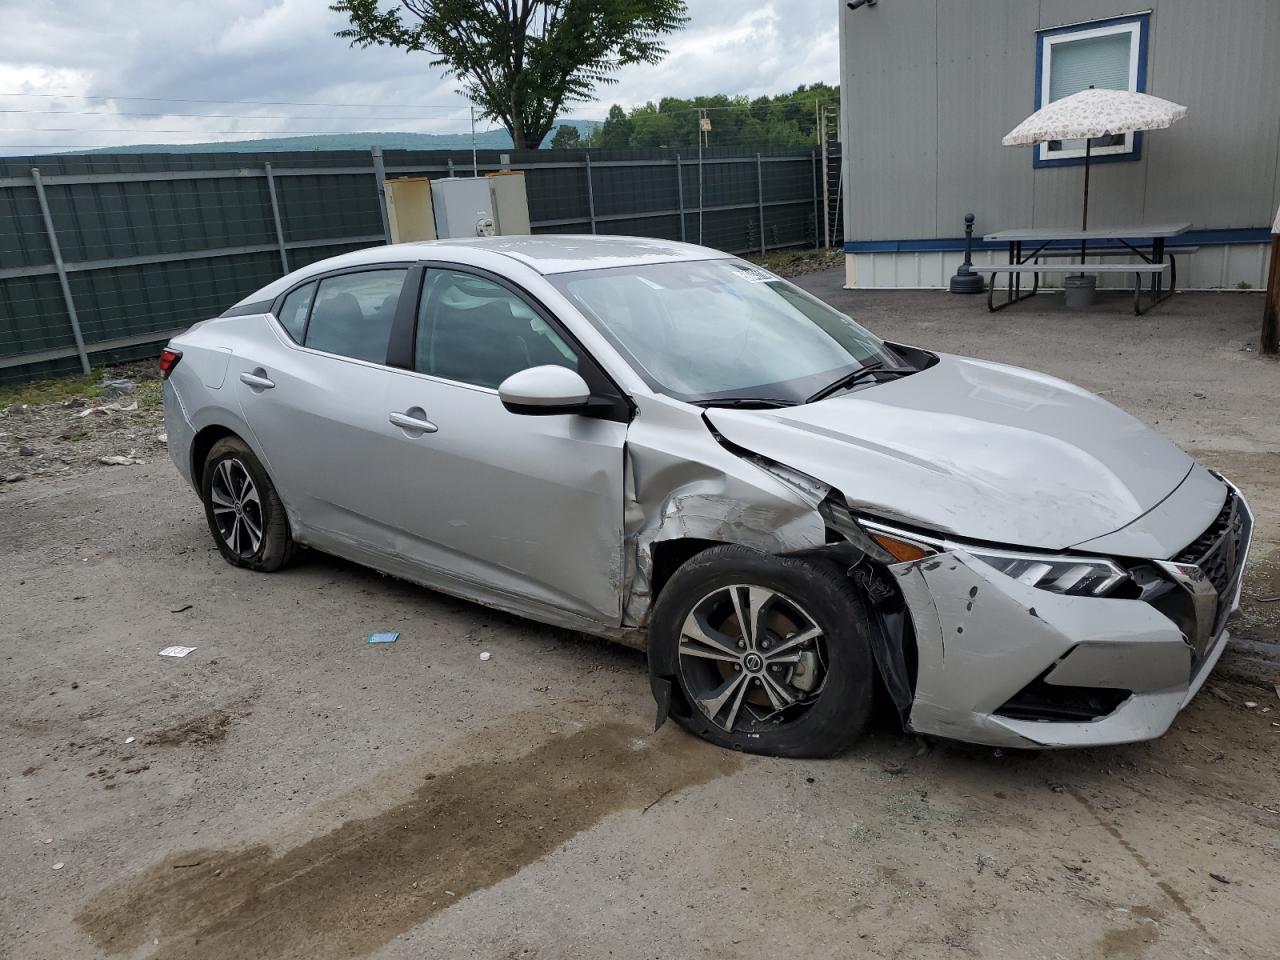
[838,0,1280,289]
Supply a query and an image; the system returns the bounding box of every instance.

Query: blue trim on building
[843,228,1272,255]
[1032,12,1151,170]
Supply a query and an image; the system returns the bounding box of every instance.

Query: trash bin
[1063,273,1096,310]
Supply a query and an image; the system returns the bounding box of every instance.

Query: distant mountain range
[61,120,601,155]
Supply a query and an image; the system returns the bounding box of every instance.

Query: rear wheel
[649,545,875,758]
[201,436,296,572]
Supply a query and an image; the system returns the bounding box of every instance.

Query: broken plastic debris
[367,632,399,644]
[99,455,143,466]
[76,400,138,417]
[42,838,54,844]
[1244,701,1258,708]
[479,651,492,661]
[124,736,135,744]
[158,645,196,658]
[52,862,65,871]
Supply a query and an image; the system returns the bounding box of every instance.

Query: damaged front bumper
[883,486,1253,750]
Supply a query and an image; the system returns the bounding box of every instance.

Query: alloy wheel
[677,584,829,734]
[209,457,264,558]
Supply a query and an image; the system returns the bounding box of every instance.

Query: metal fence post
[811,150,819,249]
[697,126,705,245]
[264,163,289,274]
[756,153,766,256]
[820,106,831,249]
[585,152,597,234]
[675,154,686,242]
[30,168,90,374]
[370,146,391,243]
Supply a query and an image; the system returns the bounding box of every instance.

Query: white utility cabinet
[429,173,531,239]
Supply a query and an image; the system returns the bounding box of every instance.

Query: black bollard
[949,213,984,294]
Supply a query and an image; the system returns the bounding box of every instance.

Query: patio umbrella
[1002,88,1187,261]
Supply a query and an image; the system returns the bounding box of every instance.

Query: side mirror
[498,365,591,416]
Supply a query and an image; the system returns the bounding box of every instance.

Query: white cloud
[0,0,839,154]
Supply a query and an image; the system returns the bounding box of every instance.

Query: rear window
[301,269,408,364]
[275,282,315,342]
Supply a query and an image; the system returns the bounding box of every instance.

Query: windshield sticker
[731,264,776,284]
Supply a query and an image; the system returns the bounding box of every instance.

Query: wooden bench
[973,262,1171,315]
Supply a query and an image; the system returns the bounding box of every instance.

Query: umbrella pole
[1080,137,1091,268]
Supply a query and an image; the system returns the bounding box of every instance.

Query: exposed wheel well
[190,425,238,484]
[649,538,726,603]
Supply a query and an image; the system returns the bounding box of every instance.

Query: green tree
[587,83,841,149]
[550,124,582,148]
[595,104,635,148]
[332,0,689,149]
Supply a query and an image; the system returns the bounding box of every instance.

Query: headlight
[965,548,1128,597]
[854,517,1129,597]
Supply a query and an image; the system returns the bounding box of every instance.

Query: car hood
[705,354,1197,551]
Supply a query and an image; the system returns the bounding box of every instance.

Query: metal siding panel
[1144,0,1280,230]
[842,0,939,240]
[935,0,1038,238]
[1037,0,1153,30]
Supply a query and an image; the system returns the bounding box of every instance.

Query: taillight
[159,348,182,379]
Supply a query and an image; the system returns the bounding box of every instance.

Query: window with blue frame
[1035,12,1151,167]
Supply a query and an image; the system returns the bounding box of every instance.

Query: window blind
[1048,32,1133,101]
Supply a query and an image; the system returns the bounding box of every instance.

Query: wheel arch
[649,538,727,605]
[190,423,240,483]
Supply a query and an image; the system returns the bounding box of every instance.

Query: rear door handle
[389,410,439,434]
[239,371,276,390]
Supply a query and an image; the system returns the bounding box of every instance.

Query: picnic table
[975,222,1192,315]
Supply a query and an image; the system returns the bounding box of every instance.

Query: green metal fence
[0,144,828,382]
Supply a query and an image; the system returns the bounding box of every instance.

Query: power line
[0,92,465,109]
[0,108,464,120]
[0,128,479,136]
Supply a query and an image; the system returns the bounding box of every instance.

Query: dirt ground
[2,278,1279,960]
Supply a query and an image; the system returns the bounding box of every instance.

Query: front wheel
[649,545,875,758]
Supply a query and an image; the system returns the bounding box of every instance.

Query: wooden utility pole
[1263,203,1280,355]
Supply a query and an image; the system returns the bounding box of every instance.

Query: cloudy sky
[0,0,839,154]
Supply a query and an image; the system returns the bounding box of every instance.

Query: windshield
[550,259,902,404]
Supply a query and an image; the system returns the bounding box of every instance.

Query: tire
[649,545,874,758]
[200,435,296,572]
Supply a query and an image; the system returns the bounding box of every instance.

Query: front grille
[1173,490,1246,635]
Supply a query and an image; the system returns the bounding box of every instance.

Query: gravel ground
[0,361,167,485]
[2,278,1278,960]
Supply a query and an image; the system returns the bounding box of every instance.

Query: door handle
[239,371,276,390]
[389,410,439,434]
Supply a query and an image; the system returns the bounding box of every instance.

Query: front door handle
[239,371,276,390]
[389,410,439,434]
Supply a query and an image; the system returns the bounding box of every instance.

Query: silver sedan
[162,236,1252,757]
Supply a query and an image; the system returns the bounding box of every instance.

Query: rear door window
[303,269,409,364]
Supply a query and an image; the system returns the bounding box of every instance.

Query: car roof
[417,235,734,275]
[231,235,734,310]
